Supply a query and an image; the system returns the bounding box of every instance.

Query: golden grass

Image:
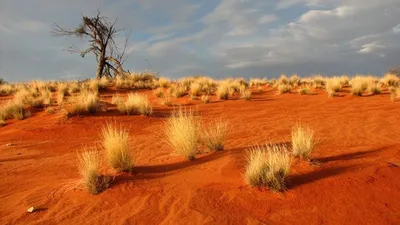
[69,91,98,115]
[160,95,173,107]
[190,82,201,97]
[201,118,228,151]
[381,73,400,87]
[277,84,292,94]
[164,108,199,160]
[244,144,291,191]
[216,84,229,100]
[298,86,312,95]
[169,84,186,98]
[291,123,316,159]
[239,86,252,100]
[325,77,342,93]
[153,88,165,98]
[0,101,31,120]
[101,123,134,172]
[0,84,13,96]
[158,77,171,88]
[115,93,153,116]
[200,94,209,104]
[77,148,110,194]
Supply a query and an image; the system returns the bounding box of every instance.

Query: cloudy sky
[1,0,400,82]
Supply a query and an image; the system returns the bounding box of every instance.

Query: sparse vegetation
[101,123,134,172]
[201,118,228,151]
[164,108,199,160]
[244,144,291,191]
[69,91,98,115]
[77,148,110,195]
[115,93,153,116]
[201,94,209,104]
[291,123,316,159]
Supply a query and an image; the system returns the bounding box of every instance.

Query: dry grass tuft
[101,123,134,172]
[153,88,165,98]
[277,84,292,94]
[77,148,110,195]
[298,86,312,95]
[240,86,252,100]
[201,118,228,151]
[216,84,229,100]
[69,91,98,115]
[291,123,316,159]
[244,144,291,191]
[0,101,31,120]
[200,94,209,104]
[164,108,199,160]
[115,93,153,116]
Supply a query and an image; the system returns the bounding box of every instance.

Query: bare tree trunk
[96,50,106,79]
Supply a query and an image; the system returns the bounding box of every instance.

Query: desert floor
[0,87,399,225]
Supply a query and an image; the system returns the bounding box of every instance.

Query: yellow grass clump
[158,77,171,88]
[299,86,312,95]
[201,118,228,151]
[291,123,316,159]
[200,94,209,104]
[77,148,110,194]
[216,84,229,100]
[164,108,199,160]
[115,93,153,116]
[0,100,31,120]
[153,88,165,98]
[381,73,400,87]
[277,84,292,94]
[101,123,134,172]
[240,86,252,100]
[69,91,98,115]
[244,144,291,191]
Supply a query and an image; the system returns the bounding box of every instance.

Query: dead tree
[53,11,132,79]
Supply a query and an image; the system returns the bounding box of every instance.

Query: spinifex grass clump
[244,144,291,191]
[101,123,135,172]
[77,148,110,195]
[201,118,228,151]
[164,108,199,160]
[291,123,317,159]
[115,93,153,116]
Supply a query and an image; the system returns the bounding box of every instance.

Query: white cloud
[259,14,278,24]
[358,42,385,54]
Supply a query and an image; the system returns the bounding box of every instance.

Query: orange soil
[1,88,399,225]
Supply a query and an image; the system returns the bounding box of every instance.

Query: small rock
[6,143,13,147]
[27,207,36,213]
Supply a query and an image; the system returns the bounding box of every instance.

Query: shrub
[0,101,31,120]
[169,84,186,98]
[325,77,342,94]
[69,91,98,115]
[201,118,228,151]
[0,84,13,96]
[277,84,292,94]
[381,73,400,87]
[244,144,291,191]
[154,88,165,98]
[164,108,199,160]
[190,82,201,97]
[101,123,134,172]
[77,148,110,194]
[201,94,209,104]
[115,93,153,116]
[366,81,382,95]
[216,84,229,100]
[240,86,252,100]
[158,77,171,88]
[299,86,311,95]
[291,123,316,159]
[160,96,173,107]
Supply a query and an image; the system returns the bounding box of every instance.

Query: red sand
[1,88,399,224]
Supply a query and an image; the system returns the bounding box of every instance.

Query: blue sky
[1,0,400,82]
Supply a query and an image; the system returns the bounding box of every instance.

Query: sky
[1,0,400,82]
